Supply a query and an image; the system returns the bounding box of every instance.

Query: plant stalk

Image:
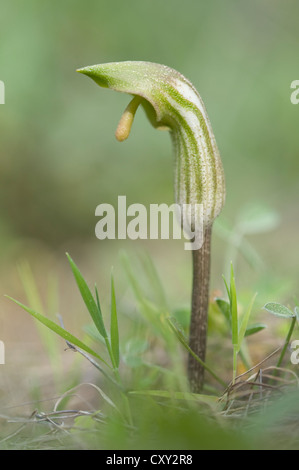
[276,315,297,368]
[188,226,212,393]
[233,344,238,385]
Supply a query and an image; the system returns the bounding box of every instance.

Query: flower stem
[188,226,212,393]
[276,315,296,368]
[232,344,238,385]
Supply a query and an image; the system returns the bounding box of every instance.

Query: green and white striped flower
[78,61,225,229]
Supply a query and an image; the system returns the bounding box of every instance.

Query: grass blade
[216,298,231,325]
[245,323,267,337]
[66,253,108,339]
[120,251,145,304]
[6,296,110,366]
[110,272,120,368]
[139,252,168,309]
[230,263,238,346]
[168,318,226,388]
[222,274,231,303]
[276,316,297,368]
[17,262,61,374]
[237,293,257,353]
[129,390,221,409]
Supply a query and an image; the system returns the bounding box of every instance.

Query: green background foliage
[1,0,298,250]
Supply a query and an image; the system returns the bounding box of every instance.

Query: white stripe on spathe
[163,90,221,227]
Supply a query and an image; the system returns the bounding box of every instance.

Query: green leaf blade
[245,323,267,337]
[230,264,238,346]
[167,318,226,388]
[7,296,109,366]
[222,275,231,303]
[110,273,120,368]
[66,253,108,339]
[237,293,257,353]
[216,298,231,325]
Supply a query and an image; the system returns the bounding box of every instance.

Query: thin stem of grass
[104,338,117,371]
[168,318,226,388]
[276,316,296,368]
[101,336,132,425]
[187,342,227,388]
[95,286,121,380]
[239,349,251,371]
[233,345,238,385]
[95,283,132,425]
[103,337,132,425]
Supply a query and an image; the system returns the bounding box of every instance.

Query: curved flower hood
[78,61,225,229]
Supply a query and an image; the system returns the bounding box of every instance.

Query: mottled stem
[188,226,212,393]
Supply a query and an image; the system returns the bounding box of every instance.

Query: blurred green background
[0,0,299,413]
